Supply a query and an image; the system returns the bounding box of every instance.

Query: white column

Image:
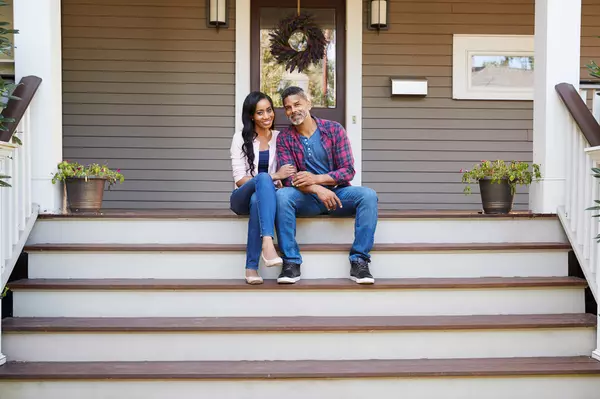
[530,0,582,213]
[0,297,5,365]
[235,0,251,136]
[346,0,362,185]
[13,0,63,214]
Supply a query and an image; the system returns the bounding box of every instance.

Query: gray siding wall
[362,0,600,210]
[62,0,600,210]
[62,0,235,209]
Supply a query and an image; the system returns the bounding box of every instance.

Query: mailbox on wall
[390,77,428,96]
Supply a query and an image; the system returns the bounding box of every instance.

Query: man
[275,86,378,285]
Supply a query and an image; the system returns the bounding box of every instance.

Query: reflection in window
[260,8,336,108]
[471,55,534,88]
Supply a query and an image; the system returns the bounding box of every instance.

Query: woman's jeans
[230,173,277,270]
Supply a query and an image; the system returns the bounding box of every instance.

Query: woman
[230,91,296,284]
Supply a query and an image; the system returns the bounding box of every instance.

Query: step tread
[8,277,587,291]
[0,357,598,380]
[37,209,557,220]
[3,314,595,332]
[24,242,572,252]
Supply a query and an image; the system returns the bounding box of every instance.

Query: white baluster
[592,176,600,274]
[594,89,600,123]
[578,133,587,245]
[584,155,593,259]
[0,158,8,270]
[570,125,580,226]
[565,118,574,219]
[12,142,20,240]
[24,109,31,216]
[5,157,14,251]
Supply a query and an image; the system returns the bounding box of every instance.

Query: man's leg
[330,186,378,283]
[275,187,325,283]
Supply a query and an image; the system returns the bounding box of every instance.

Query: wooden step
[3,314,595,332]
[24,242,572,252]
[8,277,587,291]
[0,357,599,380]
[36,209,558,220]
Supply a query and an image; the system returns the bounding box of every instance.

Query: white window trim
[452,34,534,101]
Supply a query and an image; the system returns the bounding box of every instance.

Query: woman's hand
[272,164,296,180]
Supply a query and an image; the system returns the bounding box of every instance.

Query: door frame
[235,0,363,185]
[250,0,346,127]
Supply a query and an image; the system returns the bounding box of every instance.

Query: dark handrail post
[0,76,43,143]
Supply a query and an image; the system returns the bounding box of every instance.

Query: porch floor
[38,209,556,219]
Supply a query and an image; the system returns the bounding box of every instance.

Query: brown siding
[362,0,600,210]
[62,0,236,209]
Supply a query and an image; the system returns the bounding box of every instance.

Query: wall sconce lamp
[368,0,388,31]
[207,0,229,29]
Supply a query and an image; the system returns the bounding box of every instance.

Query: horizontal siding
[362,0,599,210]
[62,0,235,209]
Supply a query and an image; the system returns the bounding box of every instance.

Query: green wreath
[269,13,327,73]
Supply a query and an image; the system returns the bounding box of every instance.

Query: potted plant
[51,161,124,212]
[461,160,541,214]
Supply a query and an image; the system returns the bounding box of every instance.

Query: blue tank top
[258,149,269,174]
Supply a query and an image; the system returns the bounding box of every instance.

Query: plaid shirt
[276,117,355,187]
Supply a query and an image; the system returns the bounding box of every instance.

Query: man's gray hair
[281,86,309,103]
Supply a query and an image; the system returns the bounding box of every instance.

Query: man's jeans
[230,173,277,270]
[275,186,378,265]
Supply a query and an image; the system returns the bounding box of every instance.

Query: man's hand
[313,185,342,211]
[292,171,319,187]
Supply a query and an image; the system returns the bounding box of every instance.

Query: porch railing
[0,76,42,365]
[556,81,600,360]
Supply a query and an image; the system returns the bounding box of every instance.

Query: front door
[251,0,346,130]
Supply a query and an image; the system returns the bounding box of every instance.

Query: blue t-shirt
[300,127,330,176]
[258,149,269,174]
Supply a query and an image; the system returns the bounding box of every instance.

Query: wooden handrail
[0,76,42,143]
[556,83,600,147]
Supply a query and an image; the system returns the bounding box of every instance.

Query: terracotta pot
[65,178,106,212]
[478,178,514,214]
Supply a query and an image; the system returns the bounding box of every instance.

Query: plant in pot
[51,161,124,213]
[461,160,541,214]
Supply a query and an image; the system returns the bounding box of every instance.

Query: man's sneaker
[277,261,301,284]
[350,258,375,284]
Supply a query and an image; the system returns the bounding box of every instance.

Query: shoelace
[354,261,370,275]
[282,263,297,273]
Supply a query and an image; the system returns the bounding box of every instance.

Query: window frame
[452,34,535,101]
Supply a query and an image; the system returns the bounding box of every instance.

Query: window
[452,35,534,101]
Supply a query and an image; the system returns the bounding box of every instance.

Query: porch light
[207,0,228,28]
[368,0,388,31]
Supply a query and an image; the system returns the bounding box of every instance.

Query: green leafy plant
[461,160,542,195]
[51,161,125,187]
[0,173,9,187]
[1,285,8,298]
[0,0,19,133]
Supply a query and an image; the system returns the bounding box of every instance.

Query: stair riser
[2,377,600,399]
[12,288,584,317]
[4,329,595,362]
[28,250,569,279]
[27,218,567,245]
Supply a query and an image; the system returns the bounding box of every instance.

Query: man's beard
[289,110,307,126]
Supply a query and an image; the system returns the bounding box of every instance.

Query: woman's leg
[230,179,261,274]
[253,173,279,261]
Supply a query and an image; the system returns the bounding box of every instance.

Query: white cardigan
[230,130,279,186]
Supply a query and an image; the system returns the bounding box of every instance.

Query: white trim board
[235,0,363,184]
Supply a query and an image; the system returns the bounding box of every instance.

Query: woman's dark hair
[241,91,275,176]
